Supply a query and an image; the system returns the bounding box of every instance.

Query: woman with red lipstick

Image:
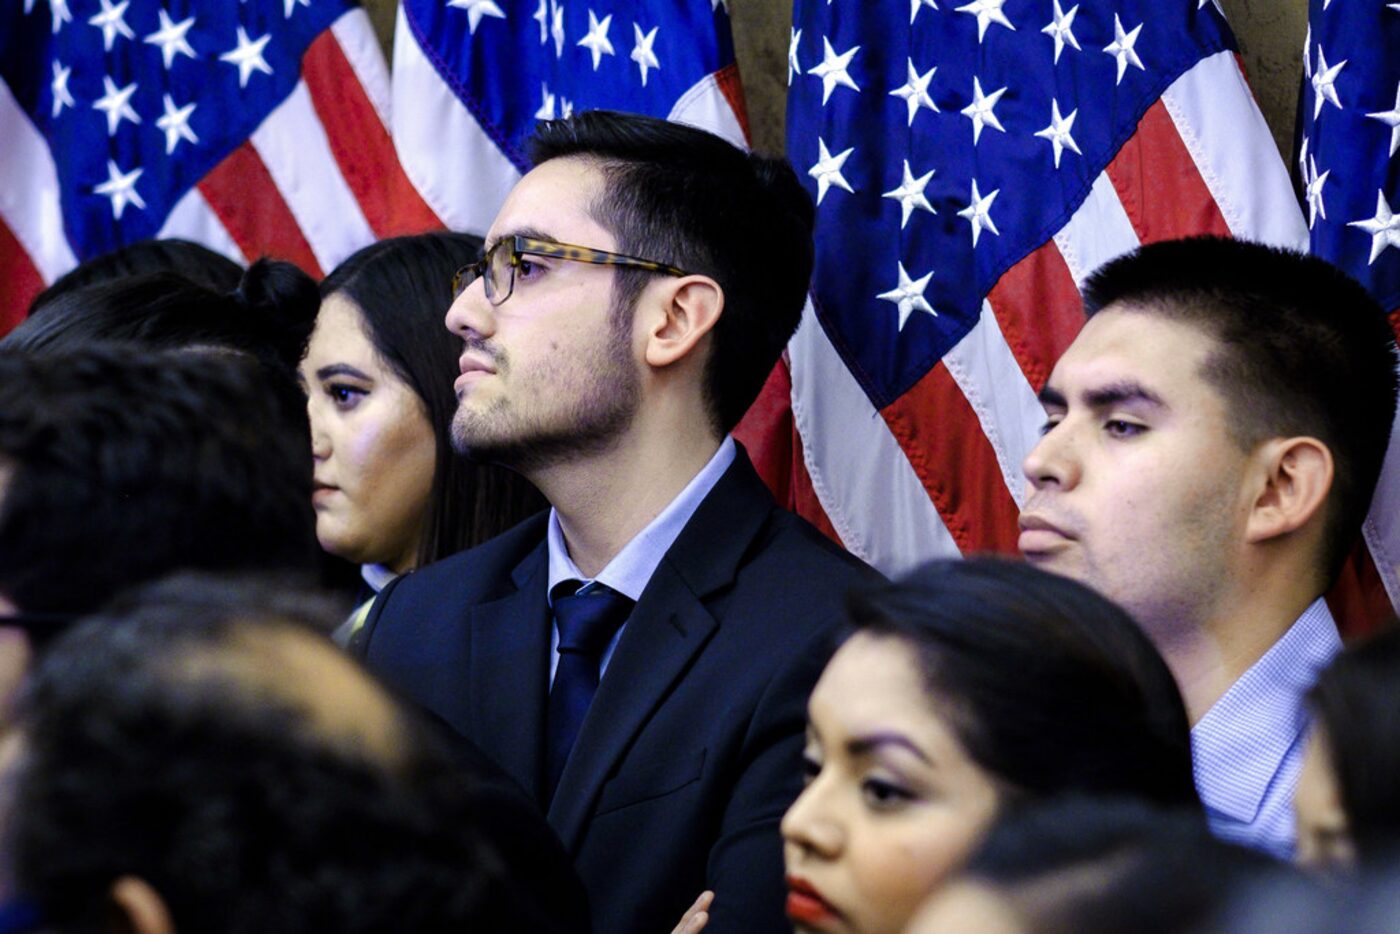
[780,558,1199,934]
[303,234,546,639]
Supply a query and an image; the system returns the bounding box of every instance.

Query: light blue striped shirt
[1190,597,1341,861]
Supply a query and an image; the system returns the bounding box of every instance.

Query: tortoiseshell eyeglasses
[450,235,689,306]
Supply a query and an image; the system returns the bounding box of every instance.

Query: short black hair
[959,796,1281,934]
[2,573,528,933]
[26,238,244,315]
[319,233,547,563]
[1309,624,1400,865]
[1082,237,1399,581]
[529,110,815,435]
[848,559,1198,808]
[0,344,318,615]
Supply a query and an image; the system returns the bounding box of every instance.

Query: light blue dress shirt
[544,435,737,683]
[1190,597,1341,861]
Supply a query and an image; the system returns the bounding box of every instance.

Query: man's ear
[1245,436,1334,545]
[108,876,175,934]
[643,275,723,368]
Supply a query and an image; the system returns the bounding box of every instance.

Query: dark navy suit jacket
[353,449,878,933]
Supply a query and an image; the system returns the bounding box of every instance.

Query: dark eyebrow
[1038,381,1166,411]
[1083,380,1167,410]
[847,732,932,765]
[315,363,372,382]
[485,226,554,252]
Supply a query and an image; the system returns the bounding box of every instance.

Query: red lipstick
[786,876,839,928]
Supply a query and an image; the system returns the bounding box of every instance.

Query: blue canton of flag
[1,0,352,260]
[1299,0,1400,315]
[390,0,747,236]
[788,0,1233,408]
[404,0,737,171]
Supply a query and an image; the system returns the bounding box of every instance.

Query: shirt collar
[1190,597,1341,822]
[547,436,737,603]
[360,563,398,594]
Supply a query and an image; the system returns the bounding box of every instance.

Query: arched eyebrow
[848,732,932,765]
[315,363,371,382]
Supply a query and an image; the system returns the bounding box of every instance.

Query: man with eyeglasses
[353,110,876,933]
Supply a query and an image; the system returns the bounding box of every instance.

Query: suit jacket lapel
[468,541,551,802]
[545,449,777,849]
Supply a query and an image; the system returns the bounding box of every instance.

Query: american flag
[387,0,748,237]
[0,0,438,332]
[753,1,1321,588]
[1300,0,1400,624]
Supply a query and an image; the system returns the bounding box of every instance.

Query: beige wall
[362,0,1306,162]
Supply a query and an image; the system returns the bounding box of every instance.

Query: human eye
[1038,413,1064,436]
[860,775,916,810]
[516,255,547,281]
[325,382,367,411]
[801,747,823,786]
[1104,418,1146,439]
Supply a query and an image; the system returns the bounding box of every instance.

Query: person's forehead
[1052,304,1221,399]
[486,155,612,248]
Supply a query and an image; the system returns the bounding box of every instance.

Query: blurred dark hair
[1083,237,1399,582]
[0,344,318,616]
[1308,624,1400,865]
[530,110,815,435]
[848,558,1199,808]
[4,258,320,446]
[957,796,1282,934]
[3,572,536,933]
[319,233,547,564]
[26,238,244,315]
[1213,859,1400,934]
[8,257,317,373]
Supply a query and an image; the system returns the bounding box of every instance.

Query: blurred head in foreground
[0,574,519,933]
[0,344,317,622]
[909,797,1280,934]
[781,559,1197,934]
[1296,624,1400,872]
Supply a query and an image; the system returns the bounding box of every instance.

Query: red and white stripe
[0,77,77,330]
[0,8,439,327]
[783,50,1311,583]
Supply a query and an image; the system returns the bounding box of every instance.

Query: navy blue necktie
[545,582,634,801]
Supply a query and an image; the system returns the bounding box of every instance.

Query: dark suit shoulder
[755,506,882,584]
[390,511,549,599]
[353,512,549,659]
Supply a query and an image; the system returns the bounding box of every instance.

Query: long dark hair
[847,558,1199,809]
[319,233,547,565]
[1308,624,1400,864]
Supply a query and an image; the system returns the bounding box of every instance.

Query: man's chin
[1021,548,1086,583]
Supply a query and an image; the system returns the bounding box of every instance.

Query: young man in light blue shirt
[1018,237,1397,860]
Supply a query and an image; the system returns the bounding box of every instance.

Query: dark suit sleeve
[703,626,835,932]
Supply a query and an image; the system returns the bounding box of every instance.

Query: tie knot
[553,584,633,656]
